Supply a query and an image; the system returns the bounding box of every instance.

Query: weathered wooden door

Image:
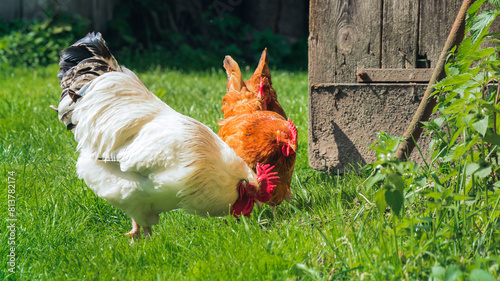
[308,0,483,172]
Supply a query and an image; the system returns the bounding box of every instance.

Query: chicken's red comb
[287,119,298,144]
[256,163,279,202]
[258,77,264,97]
[258,77,268,109]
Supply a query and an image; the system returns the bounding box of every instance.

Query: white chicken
[52,32,279,241]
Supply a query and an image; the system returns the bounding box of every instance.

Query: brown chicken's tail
[247,49,287,119]
[223,56,246,93]
[57,32,120,103]
[246,48,272,92]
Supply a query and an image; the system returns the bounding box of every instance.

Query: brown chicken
[221,49,287,119]
[244,49,287,119]
[218,50,297,208]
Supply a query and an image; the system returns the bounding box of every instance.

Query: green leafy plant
[0,15,88,67]
[363,1,500,279]
[365,132,408,216]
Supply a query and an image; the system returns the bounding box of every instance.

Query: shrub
[363,1,500,279]
[0,19,81,67]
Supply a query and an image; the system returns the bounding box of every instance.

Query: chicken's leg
[125,219,141,243]
[143,226,152,240]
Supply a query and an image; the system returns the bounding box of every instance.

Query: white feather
[71,72,258,227]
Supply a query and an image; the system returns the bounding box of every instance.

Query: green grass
[0,65,498,280]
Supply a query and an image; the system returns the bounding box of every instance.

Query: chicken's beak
[290,143,297,154]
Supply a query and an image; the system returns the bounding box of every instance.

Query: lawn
[1,64,498,280]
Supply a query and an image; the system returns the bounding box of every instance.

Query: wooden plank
[357,68,434,83]
[0,0,115,32]
[381,0,419,68]
[243,0,308,40]
[420,2,500,68]
[58,0,114,32]
[0,0,21,21]
[309,83,430,173]
[88,0,115,32]
[21,0,48,21]
[309,0,381,84]
[419,0,462,68]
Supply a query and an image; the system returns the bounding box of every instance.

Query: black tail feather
[57,46,93,80]
[57,32,120,102]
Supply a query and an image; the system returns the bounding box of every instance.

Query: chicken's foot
[125,219,141,243]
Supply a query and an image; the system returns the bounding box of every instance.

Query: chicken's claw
[125,219,141,243]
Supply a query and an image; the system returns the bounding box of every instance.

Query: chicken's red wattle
[231,181,255,218]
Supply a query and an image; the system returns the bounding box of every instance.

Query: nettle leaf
[483,132,500,146]
[441,170,458,183]
[466,67,482,83]
[434,73,473,88]
[426,201,440,210]
[465,177,474,195]
[453,194,471,201]
[464,135,481,152]
[466,162,480,175]
[470,10,497,46]
[444,265,462,281]
[469,0,488,15]
[470,46,496,60]
[432,265,446,281]
[482,103,500,114]
[489,0,500,10]
[456,37,473,63]
[433,117,446,127]
[365,172,385,189]
[446,63,461,76]
[385,189,404,216]
[451,143,467,161]
[476,161,492,178]
[494,181,500,189]
[470,269,495,281]
[443,91,459,103]
[413,176,427,188]
[430,171,444,187]
[443,189,454,199]
[424,191,442,200]
[465,113,476,126]
[472,116,489,136]
[391,161,405,175]
[375,188,387,213]
[450,130,462,146]
[443,145,457,162]
[387,172,405,191]
[444,106,466,119]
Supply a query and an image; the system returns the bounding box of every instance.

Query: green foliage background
[0,1,307,71]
